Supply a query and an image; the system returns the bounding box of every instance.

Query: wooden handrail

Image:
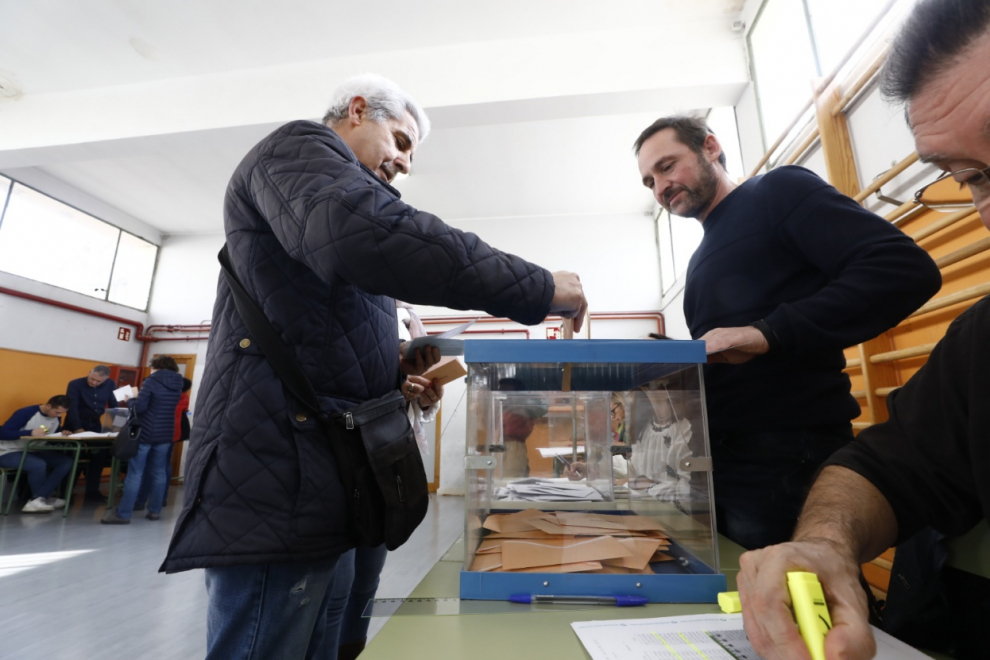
[783,129,820,166]
[910,208,979,242]
[854,152,919,203]
[876,386,899,397]
[935,236,990,270]
[833,46,890,117]
[844,357,862,369]
[851,389,867,399]
[884,199,920,223]
[909,282,990,318]
[747,0,899,177]
[870,342,937,364]
[852,422,872,431]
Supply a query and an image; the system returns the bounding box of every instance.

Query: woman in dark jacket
[103,356,183,524]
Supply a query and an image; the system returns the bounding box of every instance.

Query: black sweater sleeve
[763,167,942,355]
[824,296,990,543]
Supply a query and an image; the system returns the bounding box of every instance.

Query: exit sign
[117,327,132,341]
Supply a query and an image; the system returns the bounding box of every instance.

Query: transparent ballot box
[461,340,724,602]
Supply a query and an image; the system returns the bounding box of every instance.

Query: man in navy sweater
[0,395,74,513]
[66,365,118,502]
[635,115,941,549]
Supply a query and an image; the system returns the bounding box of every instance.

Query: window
[706,107,744,180]
[748,0,820,148]
[0,180,158,310]
[656,208,704,298]
[109,231,158,309]
[806,0,900,74]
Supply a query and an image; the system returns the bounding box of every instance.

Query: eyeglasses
[610,405,622,418]
[914,166,990,210]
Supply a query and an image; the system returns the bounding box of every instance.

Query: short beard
[666,154,720,219]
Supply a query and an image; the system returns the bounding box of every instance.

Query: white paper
[572,613,929,660]
[436,320,476,339]
[537,446,585,458]
[495,478,604,502]
[403,320,475,358]
[65,432,115,438]
[403,337,465,358]
[113,384,134,401]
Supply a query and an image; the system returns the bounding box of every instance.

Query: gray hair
[91,365,110,376]
[322,74,431,143]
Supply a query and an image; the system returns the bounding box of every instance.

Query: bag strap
[218,245,323,418]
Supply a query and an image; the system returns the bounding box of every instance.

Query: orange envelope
[485,530,559,539]
[602,538,661,570]
[470,553,503,572]
[506,561,603,573]
[501,536,632,571]
[555,512,630,530]
[476,539,502,554]
[482,509,550,533]
[422,357,467,387]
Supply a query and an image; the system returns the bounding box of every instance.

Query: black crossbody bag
[112,408,141,460]
[218,246,429,550]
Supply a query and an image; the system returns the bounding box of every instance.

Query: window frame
[0,175,159,312]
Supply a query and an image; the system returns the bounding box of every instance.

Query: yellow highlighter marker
[718,590,741,614]
[787,571,832,660]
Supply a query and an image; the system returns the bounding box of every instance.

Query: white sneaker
[22,497,54,513]
[44,497,66,509]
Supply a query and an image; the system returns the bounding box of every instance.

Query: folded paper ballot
[495,478,606,502]
[403,320,476,358]
[113,384,136,401]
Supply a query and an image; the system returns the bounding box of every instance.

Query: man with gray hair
[65,365,118,502]
[161,73,587,657]
[739,1,990,658]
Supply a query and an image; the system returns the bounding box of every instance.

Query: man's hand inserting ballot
[549,271,589,332]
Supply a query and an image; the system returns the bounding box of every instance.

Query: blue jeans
[0,451,73,499]
[116,443,168,519]
[711,424,852,550]
[205,557,341,660]
[321,544,388,657]
[136,442,173,507]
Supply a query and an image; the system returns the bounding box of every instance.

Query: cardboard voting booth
[460,340,725,602]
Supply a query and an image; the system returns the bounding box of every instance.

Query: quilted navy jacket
[162,121,554,572]
[129,369,183,445]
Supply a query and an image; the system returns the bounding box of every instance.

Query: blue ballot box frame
[460,339,725,603]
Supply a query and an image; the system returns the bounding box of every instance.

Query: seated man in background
[66,365,118,502]
[0,395,74,513]
[739,1,990,658]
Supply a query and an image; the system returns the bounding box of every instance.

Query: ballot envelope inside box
[460,339,726,603]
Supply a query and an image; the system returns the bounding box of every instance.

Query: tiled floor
[0,486,464,659]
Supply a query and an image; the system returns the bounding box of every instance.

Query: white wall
[143,233,225,414]
[0,275,145,365]
[414,212,661,319]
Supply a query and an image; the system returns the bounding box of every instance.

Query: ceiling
[0,0,749,237]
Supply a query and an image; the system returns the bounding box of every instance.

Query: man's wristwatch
[749,319,782,354]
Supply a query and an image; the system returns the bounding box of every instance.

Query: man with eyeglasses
[739,2,990,658]
[634,114,941,551]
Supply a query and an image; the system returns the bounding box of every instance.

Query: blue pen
[509,594,648,607]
